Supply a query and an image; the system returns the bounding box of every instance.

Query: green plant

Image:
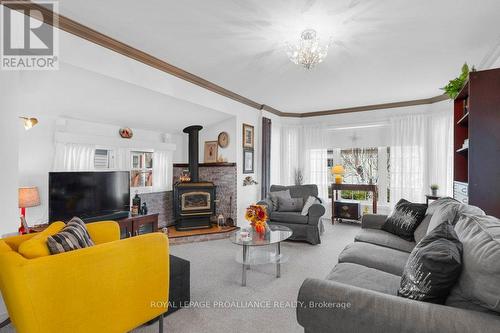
[441,63,470,99]
[430,184,439,190]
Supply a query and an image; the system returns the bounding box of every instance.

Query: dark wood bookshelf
[453,68,500,217]
[455,80,469,100]
[456,112,469,126]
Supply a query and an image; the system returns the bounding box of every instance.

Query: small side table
[425,195,443,205]
[331,183,378,222]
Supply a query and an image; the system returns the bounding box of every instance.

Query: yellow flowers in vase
[245,205,268,234]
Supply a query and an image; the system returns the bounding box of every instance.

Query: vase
[252,223,269,239]
[431,189,438,196]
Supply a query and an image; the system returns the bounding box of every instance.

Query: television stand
[30,213,159,239]
[116,213,159,239]
[83,211,130,223]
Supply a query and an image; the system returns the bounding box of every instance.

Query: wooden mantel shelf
[173,163,236,168]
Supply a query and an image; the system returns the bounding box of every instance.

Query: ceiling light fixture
[286,29,330,70]
[19,117,38,130]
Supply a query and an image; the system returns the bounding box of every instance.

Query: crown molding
[2,0,448,118]
[293,94,449,118]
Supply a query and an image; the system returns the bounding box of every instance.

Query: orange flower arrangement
[245,205,268,234]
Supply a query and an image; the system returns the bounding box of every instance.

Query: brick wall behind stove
[173,166,237,224]
[138,191,174,228]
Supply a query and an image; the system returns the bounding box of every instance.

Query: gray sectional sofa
[258,185,326,245]
[297,200,500,333]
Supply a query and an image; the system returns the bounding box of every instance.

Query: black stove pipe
[183,125,203,182]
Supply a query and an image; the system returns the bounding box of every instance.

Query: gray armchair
[257,185,326,245]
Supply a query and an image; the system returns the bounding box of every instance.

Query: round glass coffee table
[230,225,293,286]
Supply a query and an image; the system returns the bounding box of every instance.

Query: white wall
[492,56,500,68]
[172,133,187,163]
[0,73,21,321]
[18,117,179,225]
[18,117,57,226]
[199,117,237,163]
[0,74,21,237]
[0,116,19,236]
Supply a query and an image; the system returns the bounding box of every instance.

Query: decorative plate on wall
[119,127,133,139]
[218,131,229,148]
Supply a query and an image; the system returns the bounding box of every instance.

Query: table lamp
[332,165,345,184]
[19,187,40,232]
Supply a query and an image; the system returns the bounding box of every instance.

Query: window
[341,148,379,184]
[328,147,390,204]
[130,151,153,188]
[94,149,115,169]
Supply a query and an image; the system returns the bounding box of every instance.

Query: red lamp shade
[19,187,40,216]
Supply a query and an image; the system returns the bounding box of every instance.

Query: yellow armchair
[0,221,169,333]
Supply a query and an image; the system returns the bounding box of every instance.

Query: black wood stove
[174,126,215,230]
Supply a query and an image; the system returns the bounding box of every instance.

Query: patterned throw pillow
[47,217,94,255]
[398,222,463,304]
[382,199,427,241]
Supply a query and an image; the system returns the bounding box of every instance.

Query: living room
[1,1,500,333]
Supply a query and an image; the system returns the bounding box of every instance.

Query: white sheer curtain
[390,110,453,204]
[280,126,301,185]
[153,150,173,192]
[279,125,330,198]
[425,110,454,196]
[306,149,329,199]
[53,143,96,171]
[302,126,330,199]
[390,114,427,203]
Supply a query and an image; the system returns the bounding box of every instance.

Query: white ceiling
[12,63,234,133]
[58,0,500,113]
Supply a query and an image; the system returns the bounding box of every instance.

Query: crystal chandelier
[286,29,330,70]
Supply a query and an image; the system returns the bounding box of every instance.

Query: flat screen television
[49,171,130,222]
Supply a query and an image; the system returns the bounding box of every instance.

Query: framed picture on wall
[243,148,254,174]
[204,141,218,163]
[242,123,254,148]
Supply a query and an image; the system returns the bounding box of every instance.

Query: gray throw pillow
[414,214,432,243]
[268,190,291,211]
[427,198,484,234]
[277,197,303,212]
[301,196,320,216]
[426,197,458,215]
[446,214,500,313]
